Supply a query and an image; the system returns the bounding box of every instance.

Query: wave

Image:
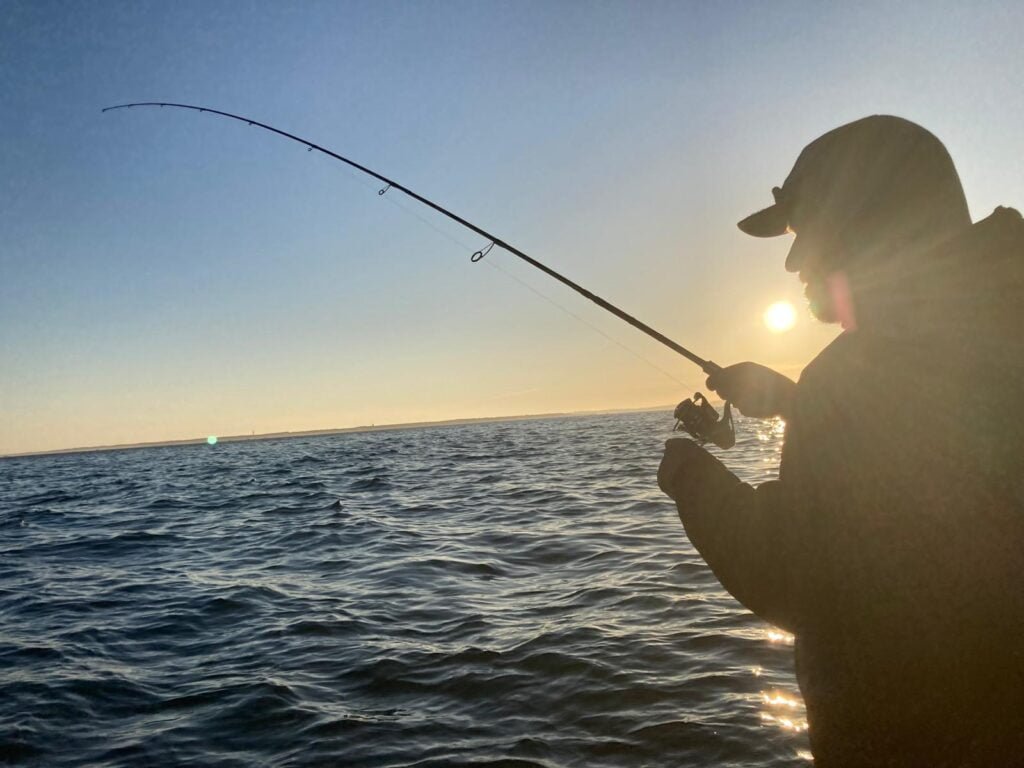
[0,411,805,766]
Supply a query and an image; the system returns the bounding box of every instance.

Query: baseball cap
[737,116,970,257]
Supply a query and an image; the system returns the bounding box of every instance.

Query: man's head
[738,116,971,325]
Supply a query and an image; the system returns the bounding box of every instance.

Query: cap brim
[737,203,789,238]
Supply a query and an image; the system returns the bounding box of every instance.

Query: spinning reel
[673,393,735,449]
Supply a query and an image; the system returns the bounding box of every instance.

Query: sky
[2,0,1023,455]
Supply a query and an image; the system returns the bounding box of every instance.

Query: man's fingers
[706,363,758,402]
[707,369,735,394]
[659,438,698,499]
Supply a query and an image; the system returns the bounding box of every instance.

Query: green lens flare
[207,436,218,445]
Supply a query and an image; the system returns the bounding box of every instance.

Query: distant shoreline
[1,404,678,460]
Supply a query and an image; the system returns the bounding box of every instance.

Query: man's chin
[809,302,838,323]
[805,284,839,324]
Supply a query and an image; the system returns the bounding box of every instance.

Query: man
[658,116,1024,766]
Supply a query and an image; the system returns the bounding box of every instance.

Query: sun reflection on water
[760,710,809,732]
[757,630,808,742]
[755,417,787,440]
[762,692,801,709]
[766,628,794,645]
[759,685,808,745]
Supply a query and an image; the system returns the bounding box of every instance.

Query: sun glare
[764,301,796,333]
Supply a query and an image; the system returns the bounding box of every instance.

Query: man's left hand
[658,438,711,501]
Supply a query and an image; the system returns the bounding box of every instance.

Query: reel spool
[673,393,736,449]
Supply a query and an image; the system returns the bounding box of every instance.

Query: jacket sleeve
[662,339,858,632]
[666,450,803,634]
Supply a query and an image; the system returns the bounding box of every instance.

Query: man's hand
[658,438,709,501]
[706,362,797,420]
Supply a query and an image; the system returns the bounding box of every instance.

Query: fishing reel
[673,393,735,449]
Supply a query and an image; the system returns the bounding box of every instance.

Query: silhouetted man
[659,116,1024,766]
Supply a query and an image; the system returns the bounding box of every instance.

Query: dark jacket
[666,208,1024,766]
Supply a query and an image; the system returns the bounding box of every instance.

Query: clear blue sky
[2,0,1022,454]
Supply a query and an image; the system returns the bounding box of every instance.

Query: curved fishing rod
[102,101,720,376]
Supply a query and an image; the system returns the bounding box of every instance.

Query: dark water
[0,411,809,766]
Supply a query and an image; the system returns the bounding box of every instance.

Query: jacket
[665,208,1024,766]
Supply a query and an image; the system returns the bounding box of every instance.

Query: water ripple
[0,411,806,766]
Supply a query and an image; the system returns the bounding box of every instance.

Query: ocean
[0,410,809,766]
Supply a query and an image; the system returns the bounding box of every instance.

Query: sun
[764,301,797,333]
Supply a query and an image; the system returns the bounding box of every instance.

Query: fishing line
[104,102,736,447]
[349,166,695,389]
[202,133,686,387]
[220,122,681,384]
[102,102,721,377]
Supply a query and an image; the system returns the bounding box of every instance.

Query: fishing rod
[102,101,735,448]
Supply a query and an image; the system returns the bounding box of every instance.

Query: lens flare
[207,436,218,445]
[764,301,797,333]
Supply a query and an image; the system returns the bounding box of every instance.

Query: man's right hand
[706,362,797,420]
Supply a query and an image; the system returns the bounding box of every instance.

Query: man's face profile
[785,202,843,325]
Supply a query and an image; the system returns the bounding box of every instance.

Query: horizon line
[0,402,690,460]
